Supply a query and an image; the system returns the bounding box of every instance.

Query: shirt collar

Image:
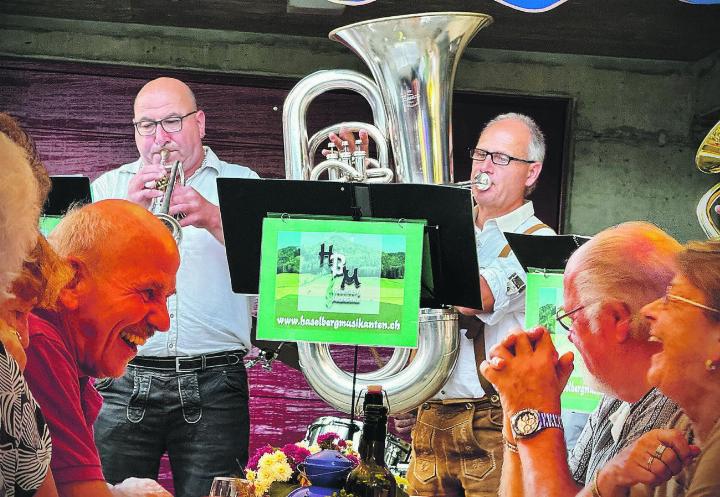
[475,201,536,233]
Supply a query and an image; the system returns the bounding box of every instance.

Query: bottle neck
[358,413,387,466]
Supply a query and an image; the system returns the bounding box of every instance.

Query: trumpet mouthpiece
[160,149,170,164]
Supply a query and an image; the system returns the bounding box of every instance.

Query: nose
[474,154,495,173]
[640,297,661,321]
[147,301,171,332]
[154,125,172,146]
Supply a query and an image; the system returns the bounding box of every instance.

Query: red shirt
[24,313,104,484]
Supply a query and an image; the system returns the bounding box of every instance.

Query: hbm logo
[318,243,362,307]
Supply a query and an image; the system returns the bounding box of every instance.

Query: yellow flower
[253,477,271,496]
[246,470,256,482]
[270,451,286,464]
[308,444,321,454]
[274,461,293,482]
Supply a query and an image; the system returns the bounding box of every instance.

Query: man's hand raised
[480,327,573,416]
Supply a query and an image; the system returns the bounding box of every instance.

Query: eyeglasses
[555,305,586,333]
[663,287,720,314]
[468,147,535,166]
[133,110,198,136]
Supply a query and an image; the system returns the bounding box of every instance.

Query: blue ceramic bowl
[301,450,354,488]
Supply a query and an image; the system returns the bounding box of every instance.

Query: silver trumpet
[282,12,493,415]
[152,149,183,245]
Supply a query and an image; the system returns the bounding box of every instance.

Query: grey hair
[483,112,546,163]
[0,134,41,298]
[567,221,681,337]
[677,239,720,323]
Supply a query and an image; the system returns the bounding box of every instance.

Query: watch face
[513,410,539,436]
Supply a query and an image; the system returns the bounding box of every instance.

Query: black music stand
[217,178,482,310]
[39,176,92,235]
[44,176,91,215]
[504,232,591,273]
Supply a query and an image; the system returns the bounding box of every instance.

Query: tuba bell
[282,12,492,415]
[695,120,720,238]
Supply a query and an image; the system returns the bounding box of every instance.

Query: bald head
[0,134,41,296]
[49,199,179,271]
[134,77,197,116]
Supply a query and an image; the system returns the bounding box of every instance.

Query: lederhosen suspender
[468,222,550,399]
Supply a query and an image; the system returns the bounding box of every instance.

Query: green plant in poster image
[525,271,602,414]
[257,217,424,347]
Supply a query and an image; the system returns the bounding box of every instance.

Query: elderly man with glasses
[480,221,682,497]
[91,77,258,497]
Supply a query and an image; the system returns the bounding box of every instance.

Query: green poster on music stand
[257,216,425,347]
[525,270,602,414]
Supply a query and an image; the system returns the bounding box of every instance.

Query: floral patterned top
[0,343,52,497]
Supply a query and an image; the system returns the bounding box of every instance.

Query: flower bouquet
[245,433,359,497]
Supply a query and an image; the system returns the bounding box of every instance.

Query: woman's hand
[596,428,700,496]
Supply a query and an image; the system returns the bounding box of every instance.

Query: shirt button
[169,344,175,349]
[170,313,175,318]
[441,390,446,395]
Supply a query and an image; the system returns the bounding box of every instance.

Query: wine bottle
[345,386,397,497]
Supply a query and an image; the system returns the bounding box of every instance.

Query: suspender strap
[458,314,499,400]
[498,223,550,257]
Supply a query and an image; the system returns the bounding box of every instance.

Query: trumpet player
[91,77,259,497]
[397,113,556,497]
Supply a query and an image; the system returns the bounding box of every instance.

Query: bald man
[92,78,258,497]
[24,200,180,497]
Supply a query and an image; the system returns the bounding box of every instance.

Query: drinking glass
[208,477,239,497]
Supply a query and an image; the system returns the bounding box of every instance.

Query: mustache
[122,323,156,338]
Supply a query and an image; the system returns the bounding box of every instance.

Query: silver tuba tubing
[284,70,390,182]
[298,309,458,415]
[283,12,492,416]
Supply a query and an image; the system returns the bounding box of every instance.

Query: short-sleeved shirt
[23,313,104,484]
[568,389,679,486]
[0,342,52,497]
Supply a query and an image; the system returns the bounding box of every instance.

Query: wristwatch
[510,408,563,439]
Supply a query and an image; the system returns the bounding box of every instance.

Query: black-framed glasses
[133,110,199,136]
[555,305,586,333]
[468,147,535,166]
[663,286,720,314]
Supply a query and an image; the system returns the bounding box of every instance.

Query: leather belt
[129,349,247,373]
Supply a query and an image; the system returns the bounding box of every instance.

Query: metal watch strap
[538,411,564,430]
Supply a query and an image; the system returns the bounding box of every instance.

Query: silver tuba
[282,12,492,415]
[695,120,720,238]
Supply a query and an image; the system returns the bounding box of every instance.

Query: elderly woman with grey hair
[0,131,58,497]
[585,240,720,497]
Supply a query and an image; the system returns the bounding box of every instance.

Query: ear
[525,161,543,188]
[605,300,633,343]
[57,257,88,311]
[196,110,206,140]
